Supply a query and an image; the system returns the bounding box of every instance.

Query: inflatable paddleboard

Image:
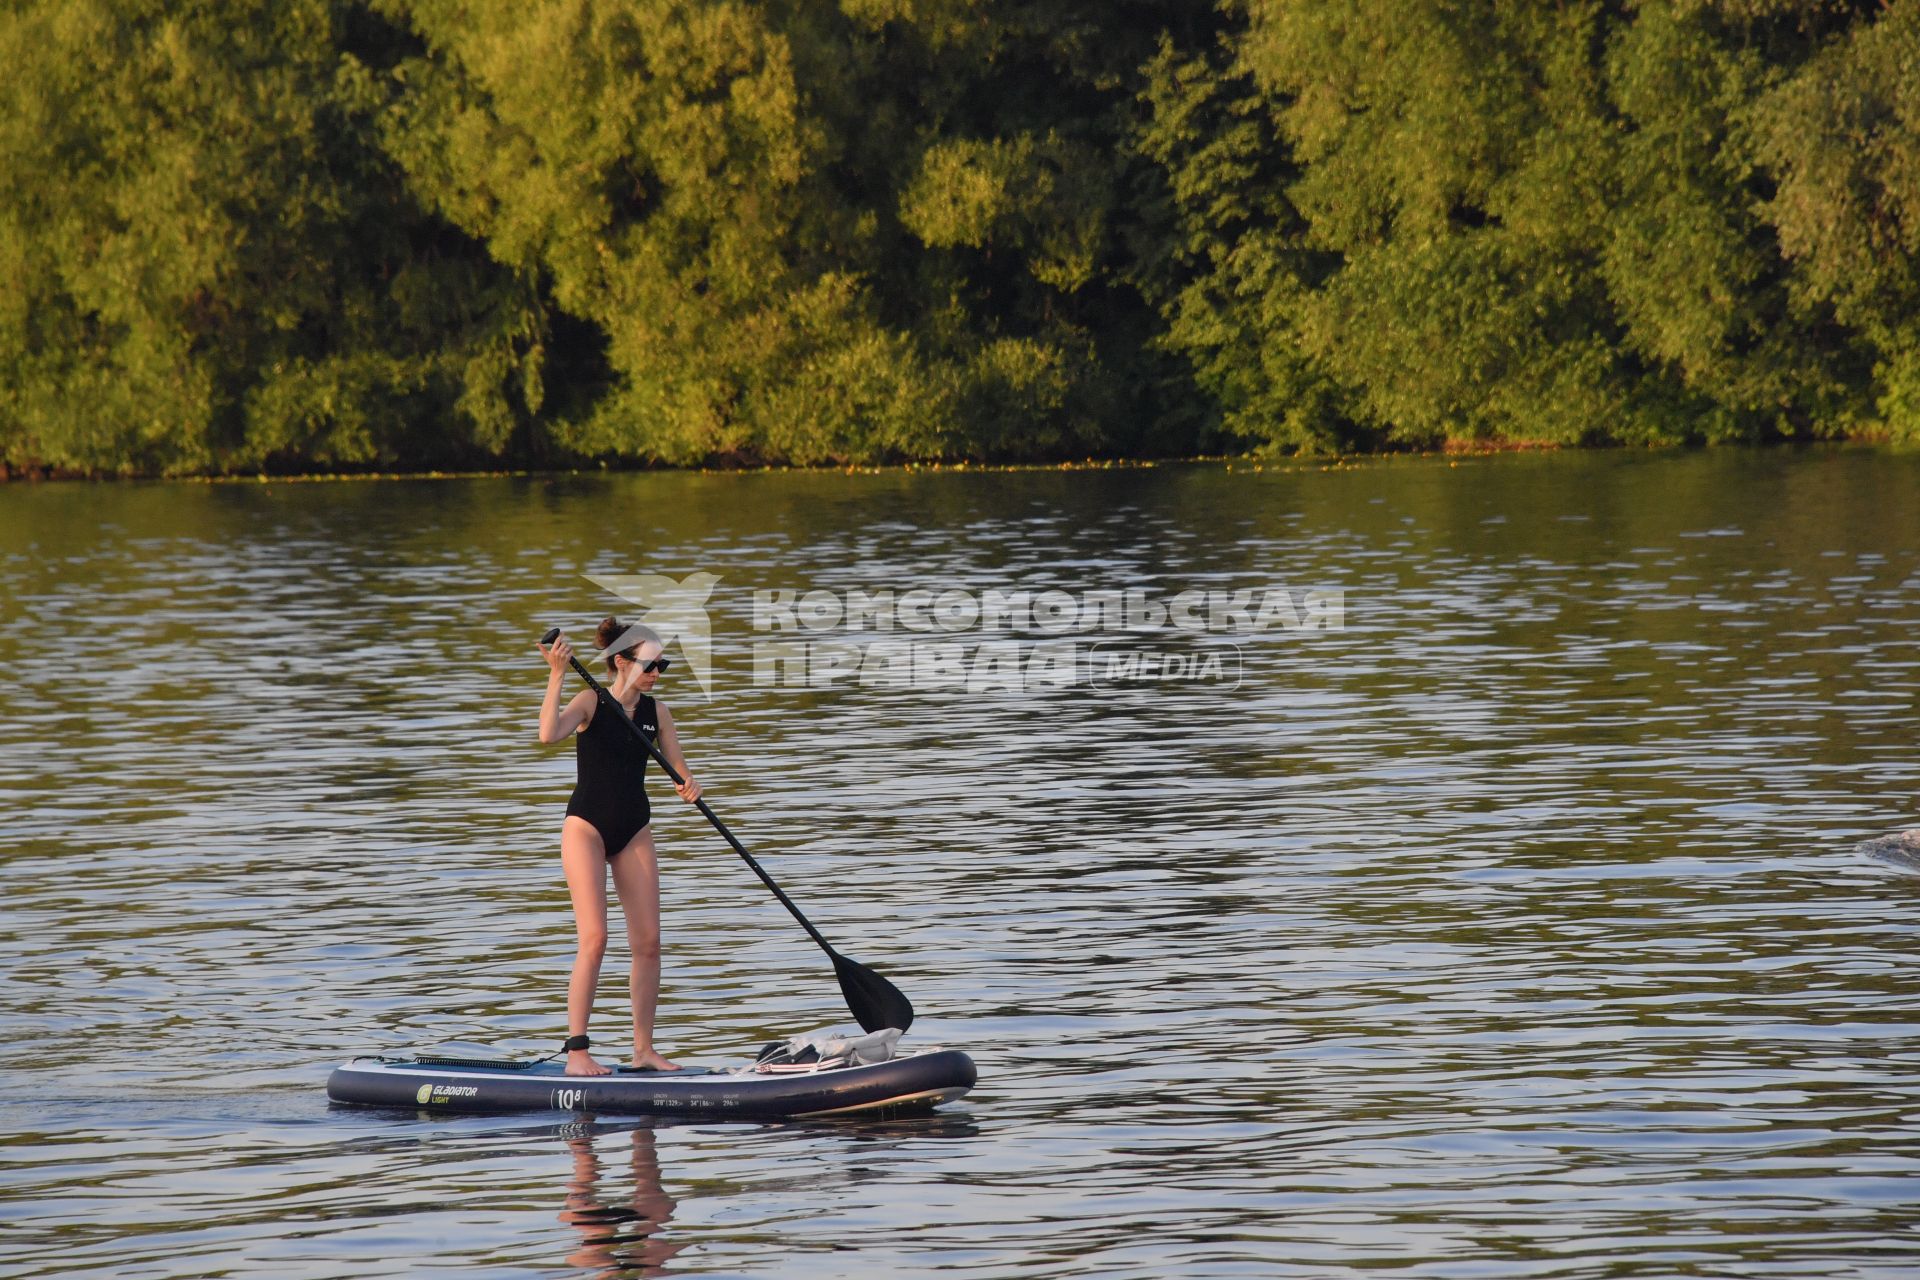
[327,1048,976,1118]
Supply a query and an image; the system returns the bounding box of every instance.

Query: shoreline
[0,436,1900,486]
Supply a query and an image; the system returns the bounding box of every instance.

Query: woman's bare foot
[632,1048,680,1072]
[566,1049,612,1076]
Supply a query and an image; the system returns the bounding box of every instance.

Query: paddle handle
[540,627,837,956]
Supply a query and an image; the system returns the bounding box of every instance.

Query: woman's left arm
[655,703,703,803]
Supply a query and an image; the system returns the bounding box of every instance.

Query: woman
[538,618,702,1076]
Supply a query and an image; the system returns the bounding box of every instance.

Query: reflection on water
[560,1124,683,1279]
[1,449,1918,1277]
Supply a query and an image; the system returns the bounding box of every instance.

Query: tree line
[3,0,1915,476]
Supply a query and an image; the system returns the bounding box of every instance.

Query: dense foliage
[3,0,1916,475]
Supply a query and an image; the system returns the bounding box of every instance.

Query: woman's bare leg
[561,816,612,1076]
[609,825,677,1070]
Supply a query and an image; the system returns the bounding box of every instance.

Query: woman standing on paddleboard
[538,618,701,1076]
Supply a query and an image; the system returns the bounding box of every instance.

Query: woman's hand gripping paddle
[540,628,914,1034]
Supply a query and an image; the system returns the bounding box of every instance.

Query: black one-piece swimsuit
[565,691,657,857]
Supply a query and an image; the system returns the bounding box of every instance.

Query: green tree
[1128,29,1356,454]
[0,0,540,475]
[374,0,1207,465]
[1140,0,1889,452]
[1746,0,1920,442]
[5,0,1916,475]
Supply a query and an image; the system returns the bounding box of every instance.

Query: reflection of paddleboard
[1857,830,1920,874]
[327,1049,976,1118]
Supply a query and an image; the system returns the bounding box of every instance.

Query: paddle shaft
[544,632,836,957]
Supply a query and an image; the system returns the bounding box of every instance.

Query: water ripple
[2,452,1918,1277]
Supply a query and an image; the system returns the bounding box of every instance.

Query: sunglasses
[641,657,671,674]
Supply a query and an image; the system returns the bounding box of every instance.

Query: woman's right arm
[537,635,595,743]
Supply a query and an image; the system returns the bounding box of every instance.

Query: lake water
[2,449,1917,1278]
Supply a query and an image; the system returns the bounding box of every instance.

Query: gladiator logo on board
[586,571,719,698]
[415,1083,479,1104]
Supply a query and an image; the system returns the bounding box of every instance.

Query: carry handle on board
[540,627,913,1034]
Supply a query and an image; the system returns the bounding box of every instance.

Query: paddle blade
[833,951,914,1034]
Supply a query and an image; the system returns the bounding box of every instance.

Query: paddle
[540,627,914,1034]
